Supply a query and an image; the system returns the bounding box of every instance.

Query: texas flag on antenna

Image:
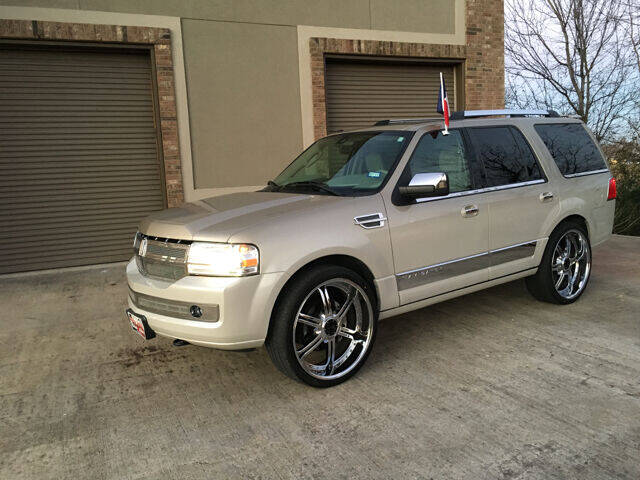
[436,72,450,135]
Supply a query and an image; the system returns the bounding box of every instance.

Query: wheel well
[267,255,378,339]
[556,214,589,238]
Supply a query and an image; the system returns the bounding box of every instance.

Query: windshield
[270,131,412,195]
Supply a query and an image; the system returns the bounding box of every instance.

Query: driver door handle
[461,204,479,218]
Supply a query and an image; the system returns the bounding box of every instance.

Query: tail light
[607,177,617,201]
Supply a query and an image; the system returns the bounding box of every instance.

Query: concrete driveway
[1,235,639,479]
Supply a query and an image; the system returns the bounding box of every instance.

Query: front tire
[526,221,592,304]
[266,265,378,387]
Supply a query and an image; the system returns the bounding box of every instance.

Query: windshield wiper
[279,181,341,196]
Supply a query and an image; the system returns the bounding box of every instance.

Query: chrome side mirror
[399,172,449,199]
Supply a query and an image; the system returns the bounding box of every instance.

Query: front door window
[405,129,472,193]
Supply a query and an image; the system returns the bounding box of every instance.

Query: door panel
[466,125,555,278]
[388,129,489,304]
[486,182,556,278]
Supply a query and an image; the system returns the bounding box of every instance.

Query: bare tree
[622,0,640,72]
[505,0,637,141]
[620,0,640,134]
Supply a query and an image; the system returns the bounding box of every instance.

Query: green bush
[603,140,640,236]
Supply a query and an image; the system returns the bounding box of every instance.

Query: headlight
[187,242,259,276]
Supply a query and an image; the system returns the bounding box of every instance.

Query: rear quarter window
[534,123,607,176]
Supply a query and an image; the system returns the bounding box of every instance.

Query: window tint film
[406,129,472,193]
[468,126,543,187]
[534,123,606,176]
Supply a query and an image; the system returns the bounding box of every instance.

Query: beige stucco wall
[182,19,303,188]
[0,0,454,33]
[369,0,454,33]
[0,0,459,194]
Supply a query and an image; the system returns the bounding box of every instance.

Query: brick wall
[465,0,505,110]
[0,19,184,207]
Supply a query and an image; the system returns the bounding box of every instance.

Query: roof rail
[449,109,559,120]
[374,117,442,126]
[374,110,560,126]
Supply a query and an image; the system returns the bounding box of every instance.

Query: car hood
[138,191,347,242]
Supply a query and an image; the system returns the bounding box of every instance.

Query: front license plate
[126,309,155,340]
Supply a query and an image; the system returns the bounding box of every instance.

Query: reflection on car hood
[138,191,345,242]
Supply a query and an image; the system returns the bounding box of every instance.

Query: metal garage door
[325,59,456,134]
[0,44,166,274]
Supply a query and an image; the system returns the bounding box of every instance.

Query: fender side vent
[354,213,387,229]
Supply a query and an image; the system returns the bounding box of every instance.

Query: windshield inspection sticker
[397,136,404,142]
[368,171,381,178]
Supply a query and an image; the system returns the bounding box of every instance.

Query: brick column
[464,0,505,109]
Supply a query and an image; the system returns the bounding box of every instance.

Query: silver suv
[126,110,616,387]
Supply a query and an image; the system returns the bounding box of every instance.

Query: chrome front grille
[140,260,187,281]
[145,242,188,261]
[135,234,190,281]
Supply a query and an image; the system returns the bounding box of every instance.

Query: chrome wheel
[551,229,591,300]
[292,278,374,380]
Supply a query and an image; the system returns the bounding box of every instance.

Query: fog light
[190,305,203,318]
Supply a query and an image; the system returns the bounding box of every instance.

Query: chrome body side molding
[396,252,490,290]
[489,241,537,265]
[396,240,538,291]
[415,179,545,203]
[381,267,539,320]
[563,168,609,178]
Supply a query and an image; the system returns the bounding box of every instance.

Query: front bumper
[125,259,284,350]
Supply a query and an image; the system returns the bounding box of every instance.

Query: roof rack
[373,110,559,127]
[374,117,442,126]
[449,109,559,120]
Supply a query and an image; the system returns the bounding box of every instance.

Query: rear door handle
[540,191,554,203]
[461,204,479,218]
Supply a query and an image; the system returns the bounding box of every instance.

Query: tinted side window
[534,123,606,176]
[468,127,543,187]
[406,129,472,193]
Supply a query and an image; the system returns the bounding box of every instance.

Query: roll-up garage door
[325,59,456,134]
[0,45,166,274]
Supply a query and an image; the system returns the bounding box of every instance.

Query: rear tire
[526,220,591,304]
[266,265,378,387]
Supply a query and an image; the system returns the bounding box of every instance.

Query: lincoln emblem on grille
[139,238,148,257]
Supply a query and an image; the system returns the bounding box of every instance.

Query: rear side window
[467,126,543,187]
[405,129,472,193]
[534,123,606,176]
